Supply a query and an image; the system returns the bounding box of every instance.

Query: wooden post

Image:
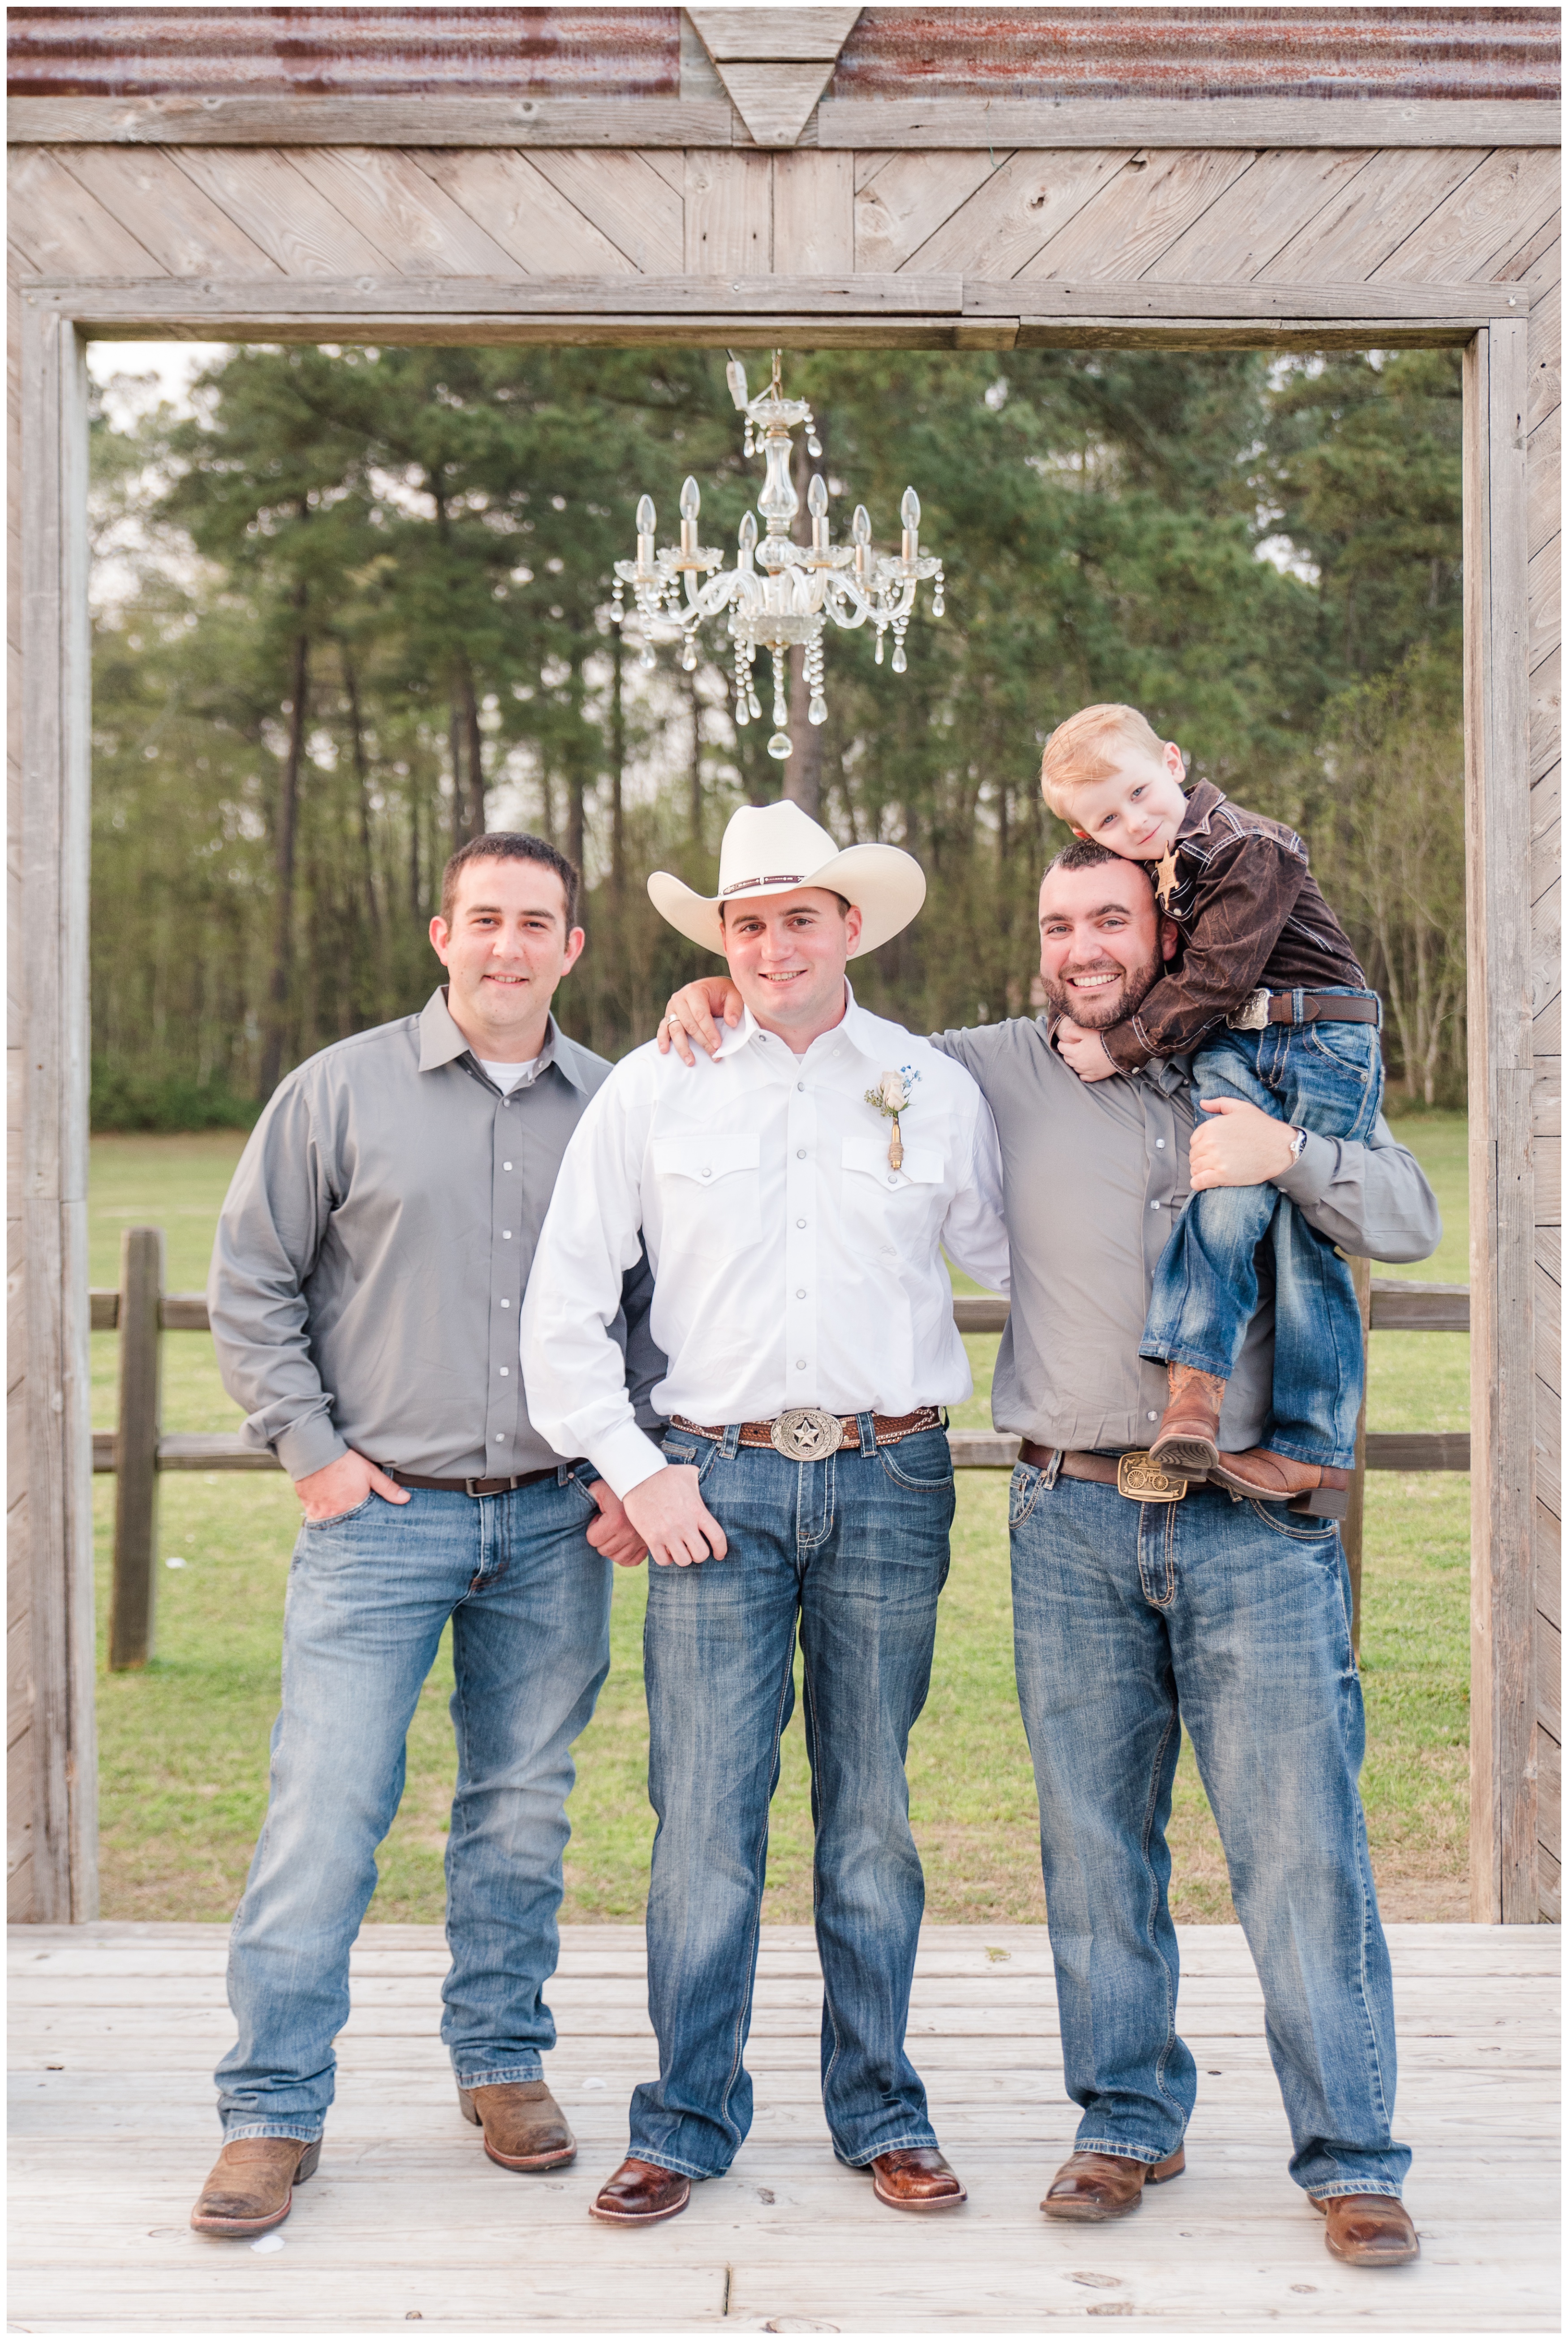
[1343,1253,1374,1652]
[1464,321,1539,1923]
[108,1227,164,1671]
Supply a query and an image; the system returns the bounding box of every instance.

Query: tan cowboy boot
[190,2135,321,2236]
[1211,1450,1351,1517]
[1315,2192,1421,2266]
[457,2080,576,2171]
[1147,1364,1226,1479]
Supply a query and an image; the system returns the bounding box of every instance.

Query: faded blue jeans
[628,1421,956,2180]
[1141,991,1384,1468]
[216,1472,611,2141]
[1010,1460,1410,2202]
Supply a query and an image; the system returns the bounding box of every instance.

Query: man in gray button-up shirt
[192,832,662,2241]
[660,836,1439,2267]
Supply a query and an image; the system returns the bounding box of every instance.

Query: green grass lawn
[88,1111,1472,1927]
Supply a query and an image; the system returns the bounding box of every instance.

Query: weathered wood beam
[687,9,862,60]
[5,97,739,147]
[817,100,1562,150]
[9,96,1559,151]
[25,272,965,319]
[19,300,96,1922]
[1465,318,1541,1925]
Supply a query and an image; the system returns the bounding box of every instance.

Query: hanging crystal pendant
[615,349,947,762]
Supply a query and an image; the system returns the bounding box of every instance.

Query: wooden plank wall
[5,125,1560,1918]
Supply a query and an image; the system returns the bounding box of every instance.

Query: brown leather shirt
[1101,780,1367,1073]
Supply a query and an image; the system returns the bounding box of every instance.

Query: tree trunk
[686,666,703,845]
[610,624,627,900]
[784,427,823,818]
[258,616,309,1100]
[460,658,487,842]
[342,649,382,943]
[448,697,466,851]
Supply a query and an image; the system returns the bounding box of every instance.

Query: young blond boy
[1040,702,1383,1508]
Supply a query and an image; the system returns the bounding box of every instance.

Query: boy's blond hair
[1039,702,1168,818]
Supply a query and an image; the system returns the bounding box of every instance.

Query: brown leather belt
[670,1405,941,1455]
[1264,993,1379,1024]
[383,1464,572,1498]
[1019,1440,1190,1504]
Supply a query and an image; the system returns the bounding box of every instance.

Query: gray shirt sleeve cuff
[271,1415,350,1482]
[1271,1126,1336,1208]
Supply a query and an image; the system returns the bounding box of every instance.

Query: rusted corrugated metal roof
[7,5,1557,103]
[6,7,681,98]
[831,8,1560,103]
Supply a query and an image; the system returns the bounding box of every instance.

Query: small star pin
[1152,844,1181,911]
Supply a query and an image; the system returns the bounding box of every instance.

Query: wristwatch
[1286,1126,1308,1162]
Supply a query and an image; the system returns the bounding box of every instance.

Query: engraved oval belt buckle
[770,1406,845,1462]
[1117,1450,1186,1503]
[1227,987,1271,1032]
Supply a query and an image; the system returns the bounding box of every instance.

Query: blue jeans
[629,1421,956,2180]
[1142,992,1384,1467]
[1010,1461,1409,2201]
[216,1473,612,2141]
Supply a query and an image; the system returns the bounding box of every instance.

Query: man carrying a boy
[1043,702,1382,1514]
[659,829,1439,2270]
[521,801,1011,2228]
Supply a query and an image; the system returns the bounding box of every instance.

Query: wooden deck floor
[8,1921,1560,2334]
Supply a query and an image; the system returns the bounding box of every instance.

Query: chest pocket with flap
[651,1131,761,1186]
[840,1135,946,1193]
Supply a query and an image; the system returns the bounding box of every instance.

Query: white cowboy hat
[647,801,926,959]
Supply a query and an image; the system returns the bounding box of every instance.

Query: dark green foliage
[89,343,1465,1117]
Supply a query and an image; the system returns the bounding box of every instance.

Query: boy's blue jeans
[627,1421,955,2181]
[216,1473,612,2141]
[1009,1461,1410,2201]
[1141,989,1383,1468]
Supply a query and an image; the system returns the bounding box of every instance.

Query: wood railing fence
[95,1227,1471,1669]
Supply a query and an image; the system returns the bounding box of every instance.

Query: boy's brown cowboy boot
[1210,1452,1351,1518]
[1147,1364,1227,1479]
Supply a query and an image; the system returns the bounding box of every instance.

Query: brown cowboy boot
[1147,1365,1227,1479]
[1042,2146,1185,2222]
[457,2080,576,2171]
[589,2157,691,2225]
[1210,1451,1351,1518]
[1315,2193,1421,2266]
[866,2146,966,2213]
[190,2135,321,2236]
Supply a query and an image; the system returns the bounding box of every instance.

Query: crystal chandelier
[611,350,945,762]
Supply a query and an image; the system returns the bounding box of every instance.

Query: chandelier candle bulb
[613,353,946,763]
[809,474,830,554]
[679,477,700,558]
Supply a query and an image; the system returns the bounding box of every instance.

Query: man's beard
[1038,942,1163,1031]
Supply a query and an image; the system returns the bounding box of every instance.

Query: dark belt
[1264,993,1379,1024]
[382,1464,573,1499]
[1018,1441,1191,1504]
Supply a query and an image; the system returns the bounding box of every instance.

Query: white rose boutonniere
[865,1064,921,1172]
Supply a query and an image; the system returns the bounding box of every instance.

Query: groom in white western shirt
[521,802,1008,2228]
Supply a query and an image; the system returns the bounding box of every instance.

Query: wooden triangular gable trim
[687,7,861,147]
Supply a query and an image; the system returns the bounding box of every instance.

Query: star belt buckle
[770,1406,846,1462]
[1227,987,1271,1032]
[1116,1450,1187,1503]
